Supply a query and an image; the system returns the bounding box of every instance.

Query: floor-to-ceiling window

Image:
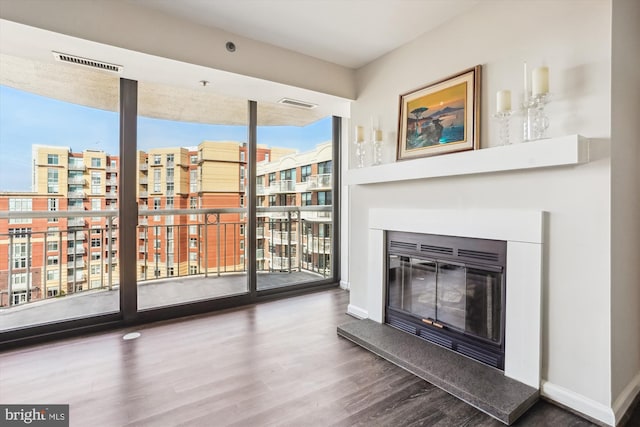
[0,52,340,343]
[0,54,120,331]
[256,103,335,291]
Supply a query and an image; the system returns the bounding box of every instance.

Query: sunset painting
[397,66,480,160]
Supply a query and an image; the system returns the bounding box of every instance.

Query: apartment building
[0,141,331,306]
[256,141,333,276]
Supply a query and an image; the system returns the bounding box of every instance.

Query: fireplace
[385,231,507,369]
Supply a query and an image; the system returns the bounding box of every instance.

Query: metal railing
[0,205,333,308]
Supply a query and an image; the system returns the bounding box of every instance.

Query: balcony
[272,231,297,244]
[69,245,86,255]
[256,184,267,195]
[139,177,148,184]
[105,191,117,199]
[70,231,86,240]
[67,273,87,283]
[67,260,86,269]
[68,163,86,171]
[139,191,148,198]
[67,190,86,199]
[309,237,332,253]
[68,205,85,212]
[0,207,332,327]
[67,217,86,227]
[107,178,118,186]
[139,164,149,171]
[269,180,296,193]
[67,177,86,185]
[139,218,148,225]
[298,174,332,191]
[256,227,265,238]
[106,166,118,173]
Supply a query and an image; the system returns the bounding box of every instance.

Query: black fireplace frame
[385,231,507,369]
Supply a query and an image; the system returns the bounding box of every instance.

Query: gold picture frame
[397,65,481,160]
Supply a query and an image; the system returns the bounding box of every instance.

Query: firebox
[386,231,507,369]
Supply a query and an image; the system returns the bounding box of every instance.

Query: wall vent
[52,51,123,74]
[277,98,317,109]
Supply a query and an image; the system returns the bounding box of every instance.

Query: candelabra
[494,110,513,145]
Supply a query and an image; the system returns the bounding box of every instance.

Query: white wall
[346,0,615,421]
[610,0,640,420]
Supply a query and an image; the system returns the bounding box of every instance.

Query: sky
[0,85,331,191]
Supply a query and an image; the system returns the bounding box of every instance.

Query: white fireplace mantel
[353,208,544,389]
[345,134,588,186]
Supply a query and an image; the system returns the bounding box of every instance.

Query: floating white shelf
[345,134,588,186]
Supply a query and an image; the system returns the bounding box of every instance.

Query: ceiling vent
[52,51,123,74]
[277,98,317,109]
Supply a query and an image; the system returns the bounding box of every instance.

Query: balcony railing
[67,177,86,185]
[67,191,86,199]
[139,191,148,198]
[0,206,332,308]
[107,178,118,186]
[105,191,117,199]
[269,180,296,193]
[139,164,149,171]
[68,163,86,171]
[298,174,332,191]
[68,205,85,212]
[106,166,118,173]
[139,177,148,184]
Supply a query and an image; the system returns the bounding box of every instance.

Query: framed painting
[397,65,481,160]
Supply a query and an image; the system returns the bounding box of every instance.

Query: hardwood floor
[0,288,633,426]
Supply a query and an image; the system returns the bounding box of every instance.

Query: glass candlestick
[531,93,550,140]
[522,98,535,142]
[372,139,383,165]
[494,110,513,145]
[354,141,366,168]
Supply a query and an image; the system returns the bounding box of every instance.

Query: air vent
[389,241,417,252]
[277,98,317,109]
[52,51,123,74]
[388,318,417,335]
[457,344,501,368]
[419,329,453,349]
[420,244,454,256]
[458,249,500,263]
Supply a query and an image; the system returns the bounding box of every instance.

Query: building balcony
[139,232,148,240]
[256,248,265,260]
[256,227,265,238]
[271,257,290,270]
[67,260,86,269]
[69,245,86,255]
[272,231,297,244]
[139,245,147,252]
[298,174,332,191]
[139,164,149,171]
[68,205,85,211]
[70,231,87,241]
[139,191,148,198]
[67,191,86,199]
[67,217,86,227]
[139,218,148,225]
[67,177,86,185]
[309,237,332,253]
[106,166,118,173]
[105,191,117,199]
[107,179,118,186]
[68,164,86,171]
[67,273,87,283]
[139,177,148,184]
[269,180,296,193]
[256,184,267,195]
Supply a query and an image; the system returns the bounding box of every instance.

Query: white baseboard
[339,280,350,290]
[541,380,615,426]
[613,370,640,425]
[347,304,368,319]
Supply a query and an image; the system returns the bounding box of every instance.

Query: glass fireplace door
[387,256,503,345]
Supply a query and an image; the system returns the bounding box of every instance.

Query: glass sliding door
[0,54,120,331]
[255,103,334,291]
[135,81,249,309]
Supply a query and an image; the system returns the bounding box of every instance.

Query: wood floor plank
[0,288,627,426]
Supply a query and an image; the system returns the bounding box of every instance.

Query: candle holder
[372,139,383,165]
[494,110,513,145]
[354,141,366,168]
[531,93,551,140]
[521,98,535,142]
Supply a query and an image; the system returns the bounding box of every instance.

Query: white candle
[355,125,364,143]
[496,90,511,113]
[374,129,383,142]
[532,66,549,96]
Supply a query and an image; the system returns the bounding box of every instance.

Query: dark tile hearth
[337,318,539,425]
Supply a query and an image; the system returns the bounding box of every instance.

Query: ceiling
[132,0,479,69]
[0,0,478,126]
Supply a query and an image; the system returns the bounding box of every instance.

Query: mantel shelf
[345,135,589,186]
